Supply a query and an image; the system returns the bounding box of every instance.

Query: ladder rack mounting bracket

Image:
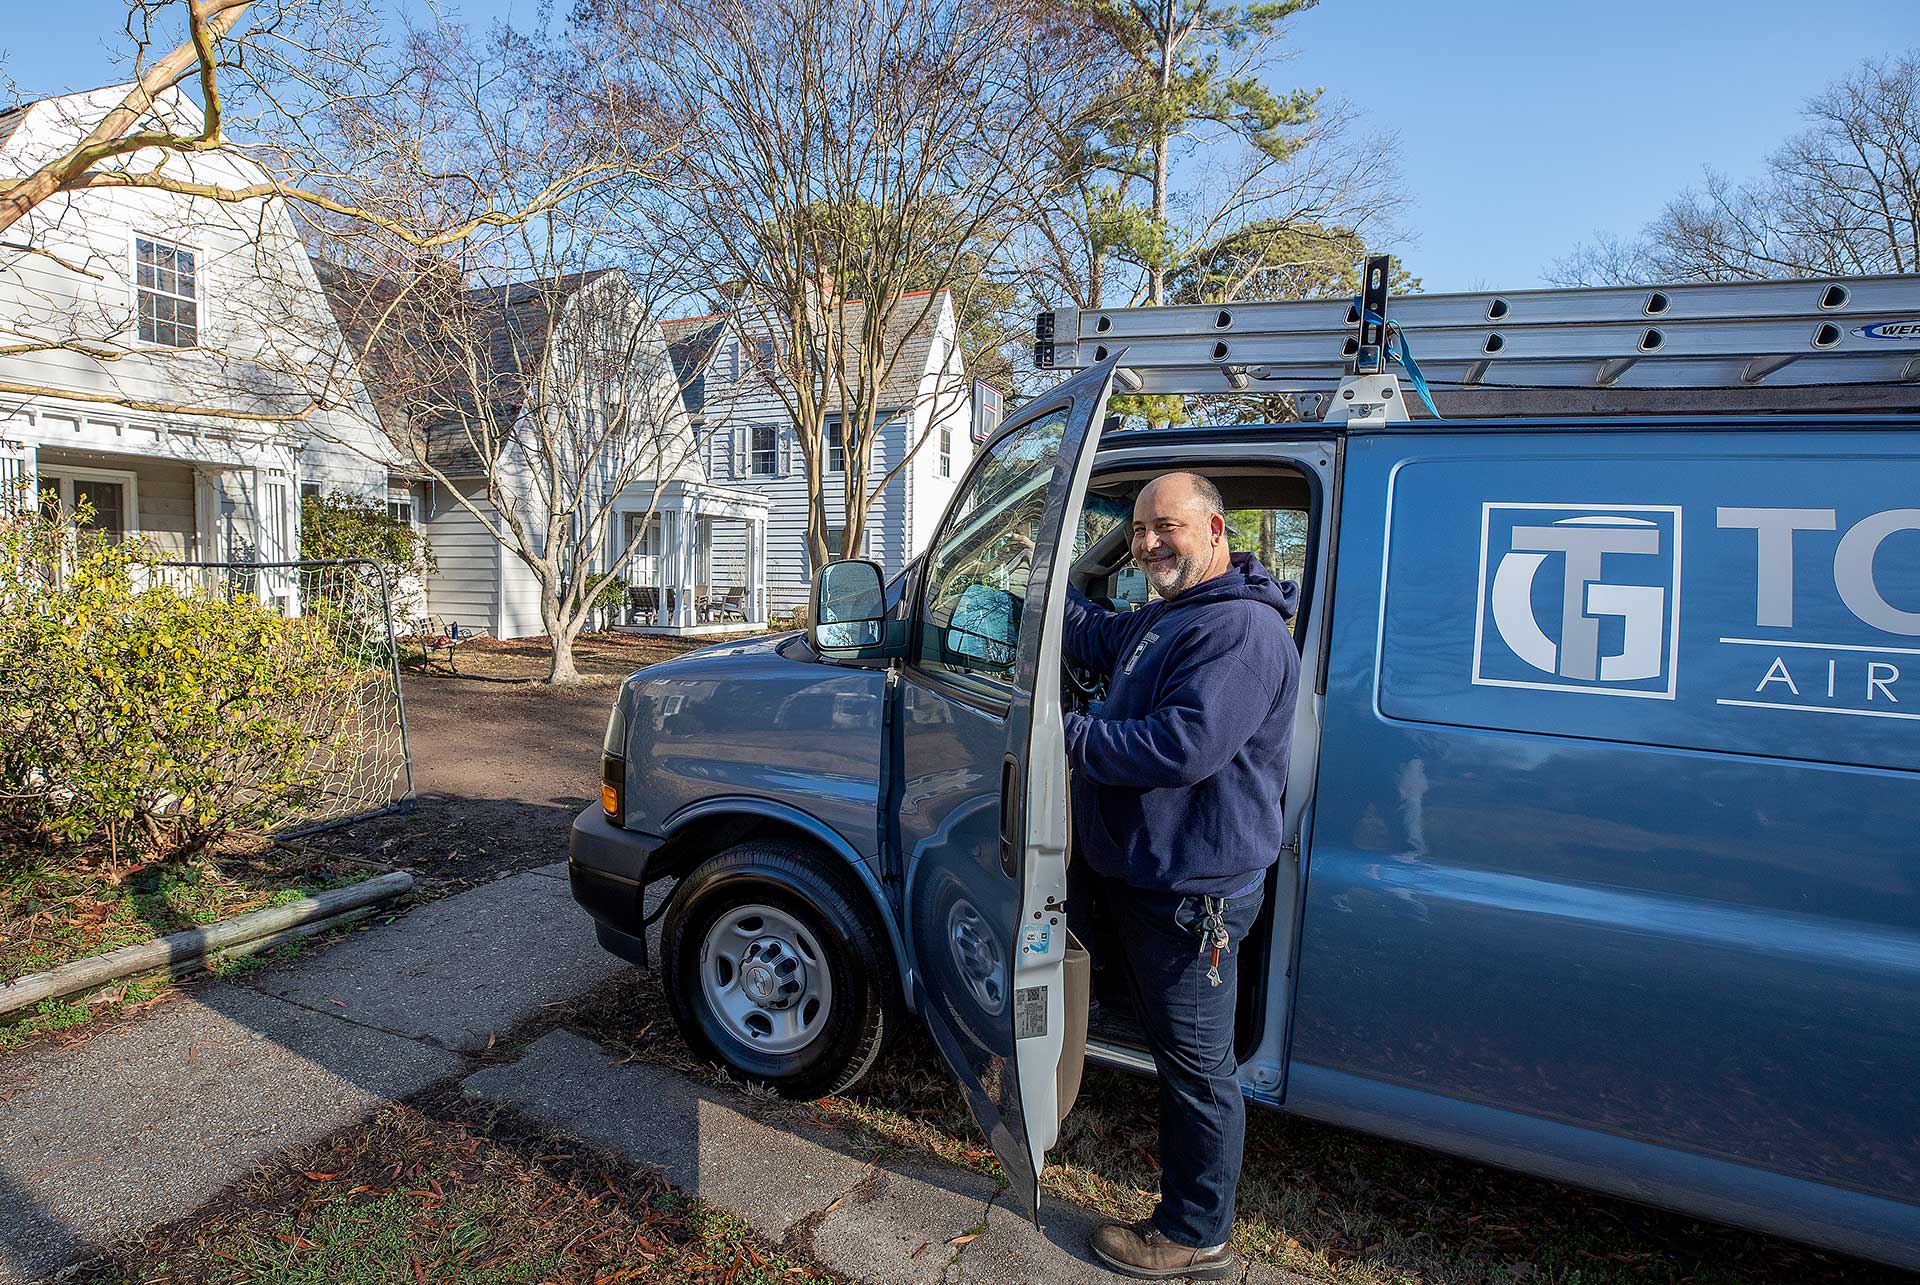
[1326,373,1410,426]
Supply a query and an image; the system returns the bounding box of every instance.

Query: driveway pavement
[0,862,1298,1285]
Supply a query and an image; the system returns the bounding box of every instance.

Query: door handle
[998,753,1021,877]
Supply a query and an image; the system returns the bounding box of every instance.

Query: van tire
[660,841,902,1100]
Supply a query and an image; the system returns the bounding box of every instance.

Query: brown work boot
[1089,1218,1235,1280]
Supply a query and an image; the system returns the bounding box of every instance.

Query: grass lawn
[567,971,1906,1285]
[68,1091,840,1285]
[0,845,376,1053]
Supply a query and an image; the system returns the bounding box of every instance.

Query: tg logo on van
[1472,503,1682,699]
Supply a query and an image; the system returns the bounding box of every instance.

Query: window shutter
[731,426,746,479]
[779,429,793,477]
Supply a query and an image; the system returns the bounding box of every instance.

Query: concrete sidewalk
[463,1030,1312,1285]
[0,864,631,1284]
[2,863,1311,1285]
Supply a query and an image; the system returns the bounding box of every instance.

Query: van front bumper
[568,805,665,968]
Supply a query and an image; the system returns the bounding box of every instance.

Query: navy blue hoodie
[1062,553,1300,895]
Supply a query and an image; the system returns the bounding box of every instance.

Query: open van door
[897,354,1122,1224]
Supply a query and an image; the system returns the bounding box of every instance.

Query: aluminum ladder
[1032,258,1920,424]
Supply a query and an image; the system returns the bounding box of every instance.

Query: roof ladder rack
[1033,259,1920,421]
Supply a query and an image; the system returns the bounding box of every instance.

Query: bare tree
[0,1,648,251]
[1551,50,1919,285]
[306,21,707,685]
[584,0,1069,568]
[324,254,708,684]
[0,1,675,426]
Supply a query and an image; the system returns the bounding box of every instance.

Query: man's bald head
[1131,471,1232,599]
[1136,471,1225,525]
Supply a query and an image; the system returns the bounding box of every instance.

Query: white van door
[896,353,1121,1223]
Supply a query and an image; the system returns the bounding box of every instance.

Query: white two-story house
[0,85,402,602]
[322,264,770,637]
[660,288,988,616]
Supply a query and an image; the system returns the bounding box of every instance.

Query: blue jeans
[1092,872,1266,1249]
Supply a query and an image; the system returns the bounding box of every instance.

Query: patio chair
[710,585,749,622]
[627,585,660,624]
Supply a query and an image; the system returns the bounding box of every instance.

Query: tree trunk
[806,465,830,572]
[542,591,583,684]
[547,625,583,684]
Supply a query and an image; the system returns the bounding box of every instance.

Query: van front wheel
[660,842,901,1099]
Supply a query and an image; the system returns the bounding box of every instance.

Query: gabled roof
[659,315,729,401]
[0,84,204,178]
[844,290,951,409]
[0,103,31,153]
[315,261,620,478]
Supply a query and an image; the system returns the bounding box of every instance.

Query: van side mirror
[810,558,888,655]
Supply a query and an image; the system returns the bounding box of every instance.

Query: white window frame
[129,231,202,349]
[750,424,779,475]
[37,463,141,538]
[387,478,420,530]
[939,425,952,478]
[827,417,845,473]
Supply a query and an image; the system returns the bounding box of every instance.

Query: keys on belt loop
[1199,895,1231,988]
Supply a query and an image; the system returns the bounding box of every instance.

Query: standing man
[1064,471,1300,1280]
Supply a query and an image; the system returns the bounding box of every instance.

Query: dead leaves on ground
[68,1099,835,1285]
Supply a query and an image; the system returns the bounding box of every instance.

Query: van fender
[661,796,916,1009]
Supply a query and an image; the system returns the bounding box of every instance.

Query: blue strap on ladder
[1354,301,1443,419]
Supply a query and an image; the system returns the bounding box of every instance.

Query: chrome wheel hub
[701,904,833,1054]
[739,937,807,1009]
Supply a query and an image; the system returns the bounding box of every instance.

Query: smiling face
[1130,472,1230,600]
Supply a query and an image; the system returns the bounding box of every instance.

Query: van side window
[917,408,1069,692]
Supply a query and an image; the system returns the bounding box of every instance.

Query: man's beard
[1143,549,1211,599]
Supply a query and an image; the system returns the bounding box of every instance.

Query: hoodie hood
[1163,551,1299,621]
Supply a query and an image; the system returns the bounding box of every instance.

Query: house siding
[682,292,975,616]
[33,445,197,557]
[423,480,500,631]
[402,276,705,638]
[705,410,910,614]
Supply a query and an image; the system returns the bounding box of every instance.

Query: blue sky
[3,0,1911,291]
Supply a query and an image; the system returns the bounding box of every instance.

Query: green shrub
[299,491,433,586]
[0,506,371,867]
[299,491,433,637]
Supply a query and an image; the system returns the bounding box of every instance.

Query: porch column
[751,515,768,624]
[659,507,677,628]
[677,497,700,627]
[742,515,757,625]
[249,467,269,604]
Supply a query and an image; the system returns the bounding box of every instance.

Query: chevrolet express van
[568,339,1920,1268]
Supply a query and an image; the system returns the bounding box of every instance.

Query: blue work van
[570,309,1920,1268]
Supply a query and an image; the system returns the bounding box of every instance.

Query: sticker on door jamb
[1014,985,1048,1039]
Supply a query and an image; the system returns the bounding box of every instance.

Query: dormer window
[135,236,198,347]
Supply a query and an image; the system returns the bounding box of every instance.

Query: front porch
[4,412,306,611]
[605,479,771,636]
